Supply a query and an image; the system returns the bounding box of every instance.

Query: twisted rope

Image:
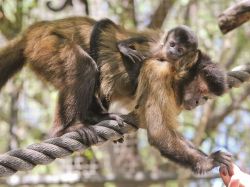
[0,120,137,177]
[227,64,250,88]
[0,64,249,177]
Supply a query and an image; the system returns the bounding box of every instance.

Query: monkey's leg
[50,45,98,137]
[147,125,232,174]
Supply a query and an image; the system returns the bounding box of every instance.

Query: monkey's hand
[108,113,126,127]
[117,37,147,63]
[196,150,233,174]
[209,150,233,170]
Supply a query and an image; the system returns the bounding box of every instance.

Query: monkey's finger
[127,54,137,64]
[130,52,143,62]
[215,155,233,167]
[128,52,140,62]
[131,51,144,61]
[108,114,125,127]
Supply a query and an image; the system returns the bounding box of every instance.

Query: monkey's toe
[108,114,125,127]
[113,136,124,144]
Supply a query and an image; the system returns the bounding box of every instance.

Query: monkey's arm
[145,106,232,174]
[117,37,148,93]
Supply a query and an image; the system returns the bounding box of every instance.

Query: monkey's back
[23,17,96,90]
[96,22,162,102]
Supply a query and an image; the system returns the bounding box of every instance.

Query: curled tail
[0,36,25,90]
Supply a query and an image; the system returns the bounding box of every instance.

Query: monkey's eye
[203,96,208,100]
[178,48,184,54]
[170,41,175,47]
[157,58,165,62]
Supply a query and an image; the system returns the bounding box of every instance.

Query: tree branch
[148,0,175,29]
[218,0,250,34]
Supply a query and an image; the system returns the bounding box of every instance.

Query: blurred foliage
[0,0,249,187]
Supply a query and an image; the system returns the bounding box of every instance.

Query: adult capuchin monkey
[89,19,232,174]
[117,51,232,174]
[0,16,232,173]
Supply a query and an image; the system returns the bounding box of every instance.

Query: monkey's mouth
[183,103,195,110]
[166,51,179,63]
[184,106,193,110]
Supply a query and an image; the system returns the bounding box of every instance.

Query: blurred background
[0,0,249,186]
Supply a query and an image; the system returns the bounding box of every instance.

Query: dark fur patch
[196,51,227,96]
[89,18,118,61]
[178,51,227,97]
[166,25,198,49]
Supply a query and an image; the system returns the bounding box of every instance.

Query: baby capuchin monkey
[117,25,198,70]
[161,25,198,63]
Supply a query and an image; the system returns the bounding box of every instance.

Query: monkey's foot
[107,114,125,127]
[103,115,125,144]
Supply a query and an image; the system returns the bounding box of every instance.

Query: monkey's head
[177,51,227,110]
[163,25,198,63]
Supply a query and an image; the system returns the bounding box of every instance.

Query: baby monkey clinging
[118,25,199,73]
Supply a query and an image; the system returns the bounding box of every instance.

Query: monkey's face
[182,75,214,110]
[164,26,198,63]
[165,34,188,62]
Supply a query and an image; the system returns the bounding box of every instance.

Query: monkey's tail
[0,36,25,90]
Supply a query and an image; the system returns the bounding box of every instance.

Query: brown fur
[0,16,161,137]
[135,59,179,129]
[125,52,231,174]
[95,22,162,101]
[0,17,100,136]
